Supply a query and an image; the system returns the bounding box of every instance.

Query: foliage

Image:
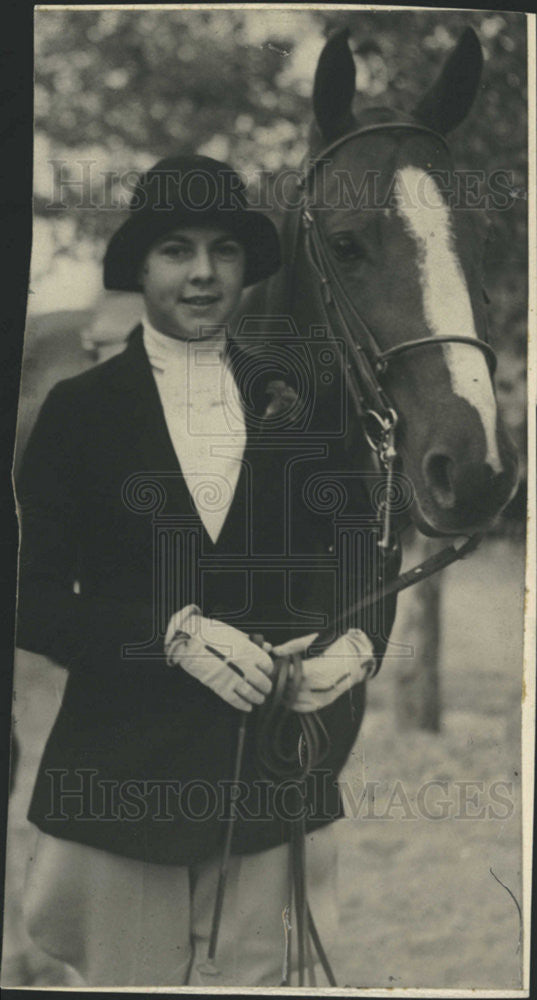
[33,8,528,444]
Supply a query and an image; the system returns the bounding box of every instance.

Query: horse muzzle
[415,437,520,536]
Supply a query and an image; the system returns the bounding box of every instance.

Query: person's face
[139,226,246,340]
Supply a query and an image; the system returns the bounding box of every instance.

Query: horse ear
[313,27,356,141]
[413,27,483,134]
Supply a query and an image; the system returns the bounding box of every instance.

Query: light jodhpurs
[23,824,339,988]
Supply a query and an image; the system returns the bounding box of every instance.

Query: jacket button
[327,544,334,553]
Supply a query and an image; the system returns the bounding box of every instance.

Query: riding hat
[104,154,281,291]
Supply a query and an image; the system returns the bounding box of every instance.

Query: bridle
[205,122,499,986]
[297,121,497,547]
[300,121,497,389]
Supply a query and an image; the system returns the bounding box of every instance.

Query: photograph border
[1,3,535,996]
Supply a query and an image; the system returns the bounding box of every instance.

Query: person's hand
[272,629,376,713]
[165,605,274,712]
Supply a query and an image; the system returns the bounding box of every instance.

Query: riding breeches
[23,824,339,988]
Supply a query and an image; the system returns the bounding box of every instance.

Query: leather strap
[307,532,483,661]
[299,121,451,188]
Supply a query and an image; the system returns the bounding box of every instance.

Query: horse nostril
[423,452,457,509]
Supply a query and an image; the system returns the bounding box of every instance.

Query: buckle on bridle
[364,408,398,462]
[363,409,399,551]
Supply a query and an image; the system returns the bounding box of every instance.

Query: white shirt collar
[142,313,226,374]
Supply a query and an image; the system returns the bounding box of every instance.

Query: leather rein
[255,123,497,985]
[205,124,497,984]
[256,121,498,771]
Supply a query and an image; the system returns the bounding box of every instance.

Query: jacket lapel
[121,327,269,456]
[114,326,299,548]
[115,326,274,540]
[115,325,198,517]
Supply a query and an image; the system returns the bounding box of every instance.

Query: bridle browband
[301,120,451,171]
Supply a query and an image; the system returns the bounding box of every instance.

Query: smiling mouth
[181,295,221,306]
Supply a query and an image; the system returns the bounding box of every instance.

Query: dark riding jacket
[16,325,400,866]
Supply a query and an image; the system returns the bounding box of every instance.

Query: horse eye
[330,236,364,262]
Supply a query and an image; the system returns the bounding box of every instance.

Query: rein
[262,121,495,744]
[206,122,495,986]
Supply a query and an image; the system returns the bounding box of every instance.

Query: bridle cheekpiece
[297,121,497,550]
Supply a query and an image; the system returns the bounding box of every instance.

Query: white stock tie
[143,319,247,543]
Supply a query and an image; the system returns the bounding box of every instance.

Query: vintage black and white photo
[1,4,533,993]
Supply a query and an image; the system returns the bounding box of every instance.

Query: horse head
[265,26,519,538]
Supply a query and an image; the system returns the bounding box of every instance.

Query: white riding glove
[165,604,274,712]
[272,629,376,713]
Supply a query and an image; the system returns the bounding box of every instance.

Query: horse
[218,29,521,982]
[238,26,519,540]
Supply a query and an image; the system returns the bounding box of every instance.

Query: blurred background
[3,7,528,990]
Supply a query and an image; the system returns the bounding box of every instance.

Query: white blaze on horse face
[393,165,502,473]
